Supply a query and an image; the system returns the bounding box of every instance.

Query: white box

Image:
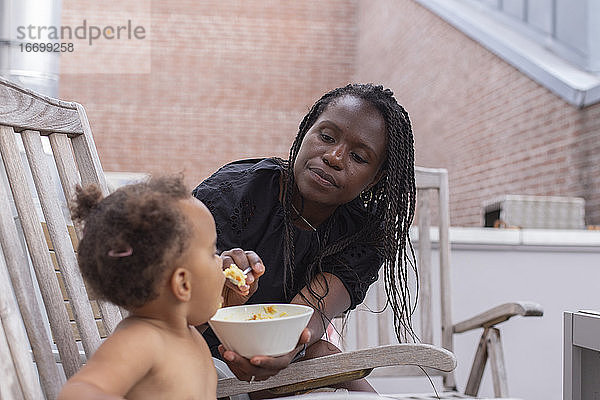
[482,195,585,229]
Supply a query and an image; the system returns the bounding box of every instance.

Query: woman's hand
[218,328,311,382]
[221,249,265,307]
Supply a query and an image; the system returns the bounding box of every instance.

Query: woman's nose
[323,146,344,170]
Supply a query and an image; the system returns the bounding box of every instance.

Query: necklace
[291,203,318,232]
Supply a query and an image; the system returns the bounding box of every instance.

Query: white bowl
[208,303,313,358]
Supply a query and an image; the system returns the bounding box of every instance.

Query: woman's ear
[366,169,386,192]
[170,267,192,302]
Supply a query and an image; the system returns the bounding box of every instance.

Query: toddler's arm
[58,322,159,399]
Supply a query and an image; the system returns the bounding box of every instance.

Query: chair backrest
[334,167,455,383]
[0,76,123,399]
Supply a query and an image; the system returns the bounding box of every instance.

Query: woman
[193,83,417,392]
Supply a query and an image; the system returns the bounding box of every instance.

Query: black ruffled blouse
[192,158,383,355]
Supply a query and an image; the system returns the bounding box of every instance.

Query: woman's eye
[351,153,367,163]
[320,133,334,143]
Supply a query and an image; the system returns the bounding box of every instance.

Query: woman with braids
[193,83,417,394]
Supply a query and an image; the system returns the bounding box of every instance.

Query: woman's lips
[309,168,337,187]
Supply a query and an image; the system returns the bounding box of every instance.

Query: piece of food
[223,263,247,287]
[248,305,288,320]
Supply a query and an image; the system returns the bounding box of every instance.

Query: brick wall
[59,0,357,187]
[354,0,600,226]
[58,0,600,226]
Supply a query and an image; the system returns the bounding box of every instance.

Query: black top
[192,158,383,355]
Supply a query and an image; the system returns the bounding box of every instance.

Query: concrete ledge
[410,227,600,252]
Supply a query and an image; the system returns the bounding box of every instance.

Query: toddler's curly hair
[71,175,191,309]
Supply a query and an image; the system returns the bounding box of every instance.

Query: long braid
[283,84,418,343]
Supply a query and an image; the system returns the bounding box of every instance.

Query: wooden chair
[0,76,456,399]
[334,167,544,399]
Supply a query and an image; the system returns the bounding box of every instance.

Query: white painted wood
[572,312,600,352]
[0,125,81,378]
[217,344,456,398]
[0,137,63,399]
[487,328,509,397]
[0,76,82,135]
[21,129,101,359]
[563,312,577,400]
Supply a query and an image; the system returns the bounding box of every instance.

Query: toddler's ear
[170,267,192,302]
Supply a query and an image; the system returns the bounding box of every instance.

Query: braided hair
[280,83,418,342]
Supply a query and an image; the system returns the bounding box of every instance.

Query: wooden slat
[0,257,45,399]
[65,300,102,320]
[0,316,25,400]
[0,134,63,399]
[487,328,509,397]
[437,169,456,390]
[48,133,81,222]
[71,103,109,195]
[368,365,445,378]
[0,125,81,378]
[356,309,369,349]
[0,76,83,135]
[21,129,101,360]
[42,222,78,251]
[464,329,488,396]
[217,344,456,398]
[71,103,123,332]
[453,302,544,334]
[389,392,474,399]
[375,270,391,346]
[70,320,107,341]
[414,166,443,190]
[417,188,433,345]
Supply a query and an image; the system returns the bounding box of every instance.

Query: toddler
[59,175,225,400]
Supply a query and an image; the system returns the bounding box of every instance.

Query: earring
[360,189,373,203]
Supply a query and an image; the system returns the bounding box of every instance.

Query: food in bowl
[248,305,288,320]
[208,303,313,358]
[223,263,246,287]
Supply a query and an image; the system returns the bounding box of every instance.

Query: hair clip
[107,247,133,258]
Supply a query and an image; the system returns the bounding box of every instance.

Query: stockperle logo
[16,20,146,46]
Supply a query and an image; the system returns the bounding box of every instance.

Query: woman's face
[293,95,387,208]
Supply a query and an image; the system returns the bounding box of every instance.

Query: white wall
[360,227,600,399]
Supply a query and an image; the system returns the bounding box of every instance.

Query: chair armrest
[453,301,543,334]
[216,343,456,398]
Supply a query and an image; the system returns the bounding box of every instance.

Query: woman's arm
[291,272,350,346]
[218,272,350,381]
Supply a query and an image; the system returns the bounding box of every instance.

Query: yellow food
[248,305,288,320]
[224,264,247,287]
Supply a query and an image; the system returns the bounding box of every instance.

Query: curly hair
[280,83,418,342]
[71,175,192,309]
